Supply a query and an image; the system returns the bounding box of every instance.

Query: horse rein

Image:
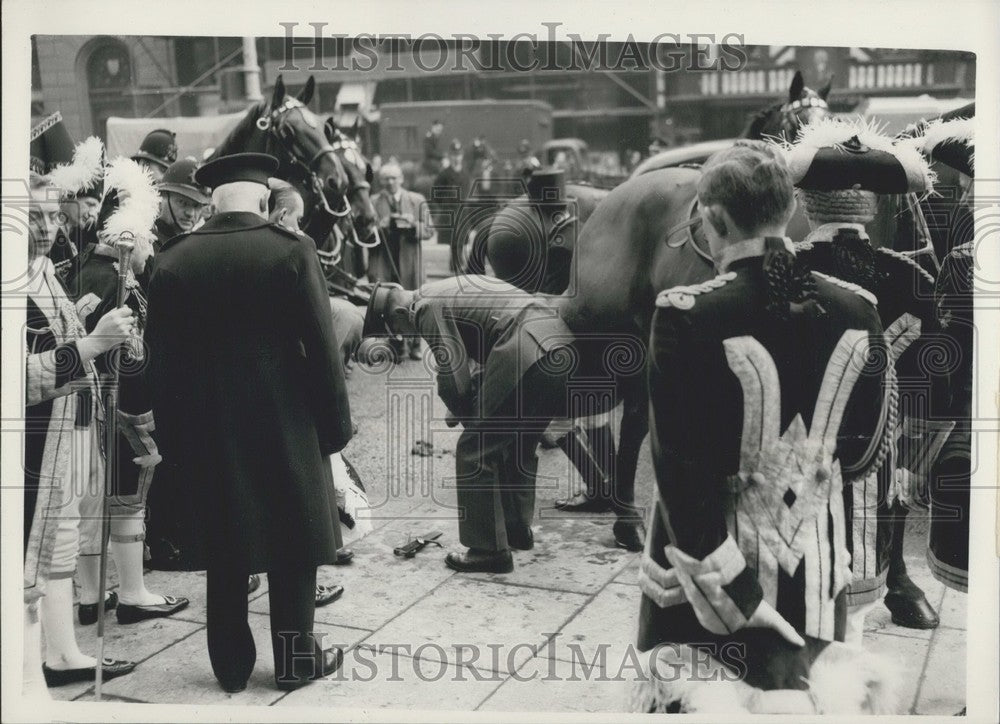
[256,98,352,218]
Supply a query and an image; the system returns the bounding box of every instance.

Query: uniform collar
[193,210,269,232]
[804,222,870,244]
[716,236,794,273]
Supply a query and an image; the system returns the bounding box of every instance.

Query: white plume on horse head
[46,136,104,197]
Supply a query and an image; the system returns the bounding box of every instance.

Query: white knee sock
[41,578,95,670]
[76,554,102,606]
[23,602,51,699]
[111,512,163,606]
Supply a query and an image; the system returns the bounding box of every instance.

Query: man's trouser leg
[207,566,256,688]
[502,426,544,534]
[455,426,512,551]
[269,562,320,686]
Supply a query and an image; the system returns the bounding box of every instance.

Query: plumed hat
[46,136,105,200]
[782,117,935,194]
[902,108,975,179]
[97,157,161,246]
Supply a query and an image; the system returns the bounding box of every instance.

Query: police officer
[635,141,894,711]
[515,139,541,180]
[361,275,613,573]
[130,128,177,182]
[145,153,352,692]
[422,119,444,175]
[153,157,211,252]
[786,120,941,632]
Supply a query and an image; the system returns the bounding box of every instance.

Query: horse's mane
[742,102,782,140]
[208,100,268,161]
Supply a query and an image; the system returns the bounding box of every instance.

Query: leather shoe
[276,646,344,691]
[613,520,645,552]
[218,679,247,694]
[553,492,612,513]
[884,589,940,629]
[78,591,118,626]
[117,595,190,624]
[332,548,354,566]
[315,583,344,607]
[248,574,261,595]
[445,549,514,573]
[507,525,534,551]
[408,345,423,361]
[43,658,136,687]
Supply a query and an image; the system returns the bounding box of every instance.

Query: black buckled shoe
[116,595,190,625]
[613,520,645,552]
[43,658,136,687]
[884,589,940,629]
[553,492,613,513]
[275,646,345,691]
[78,591,118,626]
[445,548,514,574]
[506,525,534,551]
[248,574,261,595]
[315,583,344,608]
[332,548,354,566]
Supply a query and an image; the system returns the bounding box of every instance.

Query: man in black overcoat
[145,153,353,692]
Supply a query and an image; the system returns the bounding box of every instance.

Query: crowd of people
[22,103,975,713]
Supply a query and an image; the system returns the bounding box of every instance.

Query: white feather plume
[780,115,936,193]
[46,136,104,197]
[101,157,161,244]
[902,117,975,172]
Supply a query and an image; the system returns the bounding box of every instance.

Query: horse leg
[611,380,649,552]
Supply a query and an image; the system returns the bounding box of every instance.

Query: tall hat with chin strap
[131,128,178,171]
[158,157,211,204]
[30,111,75,175]
[781,117,936,194]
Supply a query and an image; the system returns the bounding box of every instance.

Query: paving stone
[275,649,502,711]
[371,577,589,675]
[614,556,640,586]
[136,569,272,626]
[546,583,641,664]
[478,654,636,713]
[98,612,362,706]
[915,627,966,716]
[861,630,931,713]
[45,615,202,702]
[936,587,968,631]
[463,516,635,595]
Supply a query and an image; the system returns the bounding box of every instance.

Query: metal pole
[243,37,263,102]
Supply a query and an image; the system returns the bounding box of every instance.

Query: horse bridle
[329,130,381,250]
[256,98,351,218]
[779,96,828,139]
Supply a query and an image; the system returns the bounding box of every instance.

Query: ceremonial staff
[94,234,135,701]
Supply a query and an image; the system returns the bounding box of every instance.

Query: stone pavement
[47,359,967,715]
[43,242,967,714]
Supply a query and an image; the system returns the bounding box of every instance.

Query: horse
[208,75,350,231]
[742,70,832,143]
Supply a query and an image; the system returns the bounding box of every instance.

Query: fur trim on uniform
[101,157,160,244]
[781,116,936,194]
[46,136,104,197]
[629,642,902,715]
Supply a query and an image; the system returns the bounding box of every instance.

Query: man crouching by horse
[632,141,901,715]
[360,275,609,573]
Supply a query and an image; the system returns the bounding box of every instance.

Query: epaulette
[811,270,879,307]
[875,246,936,285]
[655,271,736,310]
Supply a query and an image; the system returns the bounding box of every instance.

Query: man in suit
[145,153,353,693]
[370,162,433,360]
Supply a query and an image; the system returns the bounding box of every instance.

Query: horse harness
[255,98,351,218]
[663,196,715,267]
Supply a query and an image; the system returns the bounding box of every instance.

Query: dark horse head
[323,117,378,241]
[209,75,349,224]
[743,70,832,143]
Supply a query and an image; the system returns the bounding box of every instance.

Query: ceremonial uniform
[638,239,890,694]
[928,242,973,591]
[795,224,939,605]
[146,153,353,689]
[397,275,582,552]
